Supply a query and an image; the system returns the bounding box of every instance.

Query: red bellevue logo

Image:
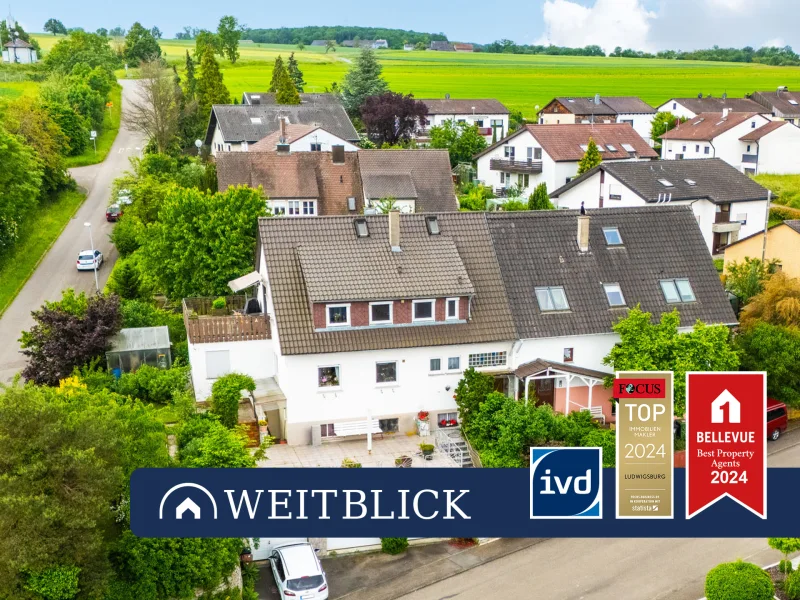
[686,372,767,519]
[614,378,666,398]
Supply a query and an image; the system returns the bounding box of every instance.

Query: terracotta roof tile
[525,124,657,161]
[739,120,788,141]
[661,112,762,141]
[419,98,508,115]
[666,97,765,114]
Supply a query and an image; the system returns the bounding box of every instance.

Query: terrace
[182,295,270,344]
[489,158,543,174]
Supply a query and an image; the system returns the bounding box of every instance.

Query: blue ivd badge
[530,448,603,519]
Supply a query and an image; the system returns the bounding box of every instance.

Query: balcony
[477,127,493,136]
[489,158,543,174]
[183,296,270,344]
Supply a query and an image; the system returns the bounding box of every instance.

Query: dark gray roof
[362,172,418,199]
[310,40,329,46]
[550,159,770,205]
[515,359,610,380]
[553,97,617,116]
[241,92,341,106]
[419,98,509,115]
[430,41,454,51]
[750,91,800,118]
[786,220,800,234]
[600,97,656,114]
[486,206,737,340]
[206,103,359,144]
[663,97,765,115]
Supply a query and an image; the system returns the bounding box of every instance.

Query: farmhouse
[416,98,510,143]
[538,96,656,144]
[475,123,657,198]
[2,38,37,63]
[723,220,800,278]
[749,89,800,124]
[453,43,474,52]
[548,158,770,255]
[656,95,766,120]
[183,207,735,445]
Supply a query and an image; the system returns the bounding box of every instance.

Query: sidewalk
[323,538,545,600]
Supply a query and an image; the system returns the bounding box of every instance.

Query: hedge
[704,560,774,600]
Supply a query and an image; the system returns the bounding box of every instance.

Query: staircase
[435,427,474,467]
[240,421,261,448]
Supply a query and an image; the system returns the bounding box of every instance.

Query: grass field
[64,83,123,168]
[0,189,86,317]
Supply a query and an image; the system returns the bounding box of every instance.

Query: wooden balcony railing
[183,296,271,344]
[489,158,543,174]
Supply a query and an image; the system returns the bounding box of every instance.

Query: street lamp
[194,139,202,156]
[84,222,99,293]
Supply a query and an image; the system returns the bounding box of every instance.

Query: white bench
[333,420,384,440]
[581,406,605,425]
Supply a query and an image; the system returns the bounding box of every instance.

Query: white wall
[616,113,655,146]
[189,339,277,400]
[288,131,358,153]
[424,113,509,142]
[514,332,618,373]
[656,101,698,121]
[210,126,245,156]
[756,124,800,174]
[476,129,553,195]
[2,47,37,63]
[662,140,714,160]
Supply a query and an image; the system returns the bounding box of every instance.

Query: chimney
[389,210,401,252]
[722,107,730,119]
[279,117,287,143]
[577,214,590,252]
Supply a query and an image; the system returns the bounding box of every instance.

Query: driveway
[0,79,145,384]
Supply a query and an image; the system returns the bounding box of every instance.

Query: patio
[258,433,460,468]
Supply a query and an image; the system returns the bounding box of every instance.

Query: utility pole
[760,189,772,264]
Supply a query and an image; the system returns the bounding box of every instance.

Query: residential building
[340,39,387,49]
[724,220,800,278]
[538,96,656,144]
[184,207,735,445]
[656,95,766,120]
[310,40,329,47]
[403,44,415,51]
[659,110,800,174]
[240,92,340,106]
[205,102,359,156]
[750,89,800,124]
[475,123,657,198]
[549,158,770,255]
[2,38,37,63]
[416,98,510,143]
[251,121,359,153]
[453,43,474,52]
[430,41,454,51]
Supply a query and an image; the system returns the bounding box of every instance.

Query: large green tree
[724,257,778,305]
[287,52,305,92]
[429,120,488,167]
[43,18,68,35]
[123,22,162,65]
[274,61,301,105]
[577,137,602,175]
[651,111,680,147]
[340,47,389,117]
[44,30,119,74]
[268,55,286,93]
[0,125,43,253]
[216,15,241,64]
[528,182,554,210]
[196,49,230,121]
[737,322,800,406]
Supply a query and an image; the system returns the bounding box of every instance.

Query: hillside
[243,26,448,49]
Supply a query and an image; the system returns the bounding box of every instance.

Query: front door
[534,378,554,407]
[494,375,509,396]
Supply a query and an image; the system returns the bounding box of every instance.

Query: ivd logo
[530,448,602,519]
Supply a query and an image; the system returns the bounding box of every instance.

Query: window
[603,227,623,245]
[518,174,529,187]
[250,117,262,124]
[563,347,574,362]
[534,147,542,160]
[205,350,231,379]
[695,145,700,152]
[746,144,751,153]
[326,304,350,326]
[704,146,710,155]
[430,358,441,372]
[369,302,392,324]
[658,179,673,187]
[500,172,505,184]
[620,119,633,126]
[468,352,507,368]
[376,361,397,384]
[474,119,484,127]
[579,144,589,152]
[448,356,461,371]
[684,179,697,186]
[504,146,515,159]
[660,278,696,303]
[606,144,617,152]
[303,201,315,215]
[751,121,757,128]
[272,202,286,216]
[310,143,322,151]
[320,423,335,437]
[736,213,747,225]
[596,145,606,152]
[354,218,369,237]
[318,366,340,388]
[425,216,440,235]
[603,283,626,307]
[790,100,799,106]
[438,412,458,425]
[672,102,677,110]
[413,299,435,321]
[621,143,635,152]
[446,298,459,320]
[379,418,399,433]
[682,145,687,152]
[288,200,316,216]
[535,286,570,312]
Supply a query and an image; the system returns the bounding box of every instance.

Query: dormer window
[369,302,392,325]
[446,298,459,320]
[354,218,369,237]
[535,286,569,312]
[660,279,696,303]
[426,216,440,235]
[604,283,626,307]
[412,299,435,322]
[603,227,623,245]
[326,304,350,326]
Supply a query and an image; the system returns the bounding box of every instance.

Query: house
[310,40,330,47]
[403,44,415,51]
[724,220,800,278]
[538,96,656,145]
[251,120,359,153]
[373,39,389,49]
[659,110,800,174]
[453,43,474,52]
[656,95,766,120]
[416,98,510,143]
[205,103,360,156]
[340,39,386,49]
[184,206,735,445]
[240,92,340,106]
[548,158,770,255]
[475,123,657,198]
[430,41,454,51]
[749,89,800,124]
[2,38,37,63]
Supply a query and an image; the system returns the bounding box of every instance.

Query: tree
[194,29,220,59]
[44,30,119,74]
[361,92,428,145]
[528,182,554,210]
[737,322,800,406]
[275,62,301,104]
[651,111,679,146]
[704,560,774,600]
[96,27,108,37]
[740,272,800,329]
[0,125,43,253]
[296,40,305,51]
[767,538,800,573]
[125,59,182,154]
[183,50,197,100]
[150,26,162,39]
[109,27,126,37]
[325,40,336,53]
[602,306,739,416]
[40,98,90,156]
[509,108,527,133]
[340,47,389,117]
[138,186,266,300]
[20,290,122,386]
[196,48,231,120]
[429,120,488,167]
[577,137,602,175]
[105,258,143,300]
[268,55,286,92]
[44,18,67,35]
[123,22,162,65]
[211,373,256,428]
[216,15,241,64]
[287,52,306,92]
[723,257,778,304]
[453,367,495,432]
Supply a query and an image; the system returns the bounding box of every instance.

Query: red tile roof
[661,112,761,141]
[517,124,656,162]
[739,120,788,141]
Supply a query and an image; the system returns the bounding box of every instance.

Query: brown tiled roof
[665,97,765,115]
[505,124,657,162]
[259,213,516,355]
[216,152,363,214]
[362,173,418,199]
[4,39,33,48]
[418,98,509,115]
[514,359,610,380]
[739,120,787,141]
[251,125,319,150]
[296,235,475,303]
[358,150,458,211]
[750,91,800,118]
[453,43,474,51]
[660,112,761,141]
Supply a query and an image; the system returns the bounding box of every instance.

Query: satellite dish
[194,139,202,148]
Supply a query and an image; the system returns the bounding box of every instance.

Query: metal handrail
[462,431,483,468]
[434,428,464,466]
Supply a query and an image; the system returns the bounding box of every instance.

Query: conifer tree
[196,48,230,119]
[577,138,602,175]
[340,47,389,117]
[184,50,197,100]
[268,56,285,93]
[275,64,300,104]
[528,182,554,210]
[287,52,306,93]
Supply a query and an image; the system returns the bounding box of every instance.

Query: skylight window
[790,99,799,105]
[603,227,623,245]
[684,179,697,186]
[596,145,606,152]
[658,179,674,187]
[606,144,617,151]
[621,143,635,152]
[425,216,440,235]
[535,286,570,312]
[568,99,575,103]
[603,283,626,307]
[250,117,262,124]
[693,118,705,126]
[579,144,589,152]
[354,218,369,237]
[660,279,696,303]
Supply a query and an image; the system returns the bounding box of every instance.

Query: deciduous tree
[723,257,778,305]
[0,124,43,253]
[429,119,487,167]
[193,29,220,59]
[44,31,119,74]
[123,22,162,65]
[44,18,67,35]
[125,59,182,154]
[216,15,241,64]
[739,272,800,329]
[737,322,800,406]
[361,92,427,145]
[340,47,389,117]
[651,111,680,147]
[577,137,602,175]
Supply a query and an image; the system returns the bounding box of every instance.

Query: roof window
[535,286,570,312]
[693,118,705,126]
[603,283,626,307]
[658,179,674,187]
[579,144,589,151]
[621,143,635,152]
[602,227,623,246]
[596,145,606,152]
[684,178,697,186]
[425,216,440,235]
[250,117,262,124]
[354,218,369,238]
[606,144,617,151]
[660,278,696,303]
[789,99,799,105]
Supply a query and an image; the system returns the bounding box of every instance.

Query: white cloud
[762,37,785,48]
[537,0,657,53]
[705,0,747,12]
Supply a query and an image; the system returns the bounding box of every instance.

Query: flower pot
[259,426,268,434]
[422,449,434,457]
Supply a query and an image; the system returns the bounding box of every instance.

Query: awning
[228,271,261,292]
[514,358,610,382]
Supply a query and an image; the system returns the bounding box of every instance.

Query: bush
[381,537,409,555]
[781,559,795,576]
[212,297,227,310]
[110,216,144,257]
[120,299,187,344]
[341,458,362,468]
[210,373,256,428]
[704,560,774,600]
[114,365,189,404]
[23,566,81,600]
[786,568,800,600]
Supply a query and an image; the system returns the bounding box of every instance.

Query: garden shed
[106,326,172,376]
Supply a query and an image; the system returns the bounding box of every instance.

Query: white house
[251,121,359,153]
[416,98,509,144]
[2,38,37,63]
[475,123,657,198]
[184,207,735,446]
[656,95,767,120]
[548,158,770,255]
[749,89,800,125]
[538,97,656,145]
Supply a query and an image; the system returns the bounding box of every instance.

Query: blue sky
[11,0,799,52]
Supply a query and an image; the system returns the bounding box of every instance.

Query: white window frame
[447,356,461,371]
[412,299,435,322]
[445,297,459,320]
[603,283,626,307]
[375,360,398,386]
[369,301,393,325]
[535,286,569,312]
[317,365,341,390]
[326,303,351,327]
[271,201,287,216]
[429,358,442,373]
[288,200,317,217]
[660,278,695,303]
[602,227,623,246]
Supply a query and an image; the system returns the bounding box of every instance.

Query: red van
[767,398,788,441]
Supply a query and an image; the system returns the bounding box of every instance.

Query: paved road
[399,429,800,600]
[0,79,145,384]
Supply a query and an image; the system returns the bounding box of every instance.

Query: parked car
[767,398,788,441]
[106,203,123,222]
[76,249,103,271]
[118,188,133,205]
[269,543,328,599]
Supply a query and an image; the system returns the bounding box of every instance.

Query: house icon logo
[158,483,219,520]
[711,389,741,424]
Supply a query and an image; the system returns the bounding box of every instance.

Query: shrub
[23,566,81,600]
[785,568,800,600]
[781,559,795,576]
[381,538,409,555]
[210,373,256,428]
[110,215,144,257]
[704,560,774,600]
[114,365,189,404]
[341,457,362,468]
[212,297,227,310]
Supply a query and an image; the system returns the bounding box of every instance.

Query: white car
[76,249,103,271]
[269,543,328,599]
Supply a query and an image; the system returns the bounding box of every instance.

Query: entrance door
[534,378,554,407]
[493,375,509,396]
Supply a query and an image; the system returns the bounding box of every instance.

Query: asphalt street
[0,79,145,384]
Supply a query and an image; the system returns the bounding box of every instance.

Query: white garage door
[326,537,422,552]
[250,538,308,561]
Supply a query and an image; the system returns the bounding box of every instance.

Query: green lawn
[0,189,86,317]
[64,83,123,168]
[754,173,800,209]
[0,80,40,100]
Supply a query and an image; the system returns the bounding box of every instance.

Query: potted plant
[449,418,458,427]
[258,419,268,434]
[395,455,412,468]
[440,419,448,427]
[417,410,429,421]
[341,457,362,468]
[416,410,431,436]
[419,443,434,457]
[211,296,227,316]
